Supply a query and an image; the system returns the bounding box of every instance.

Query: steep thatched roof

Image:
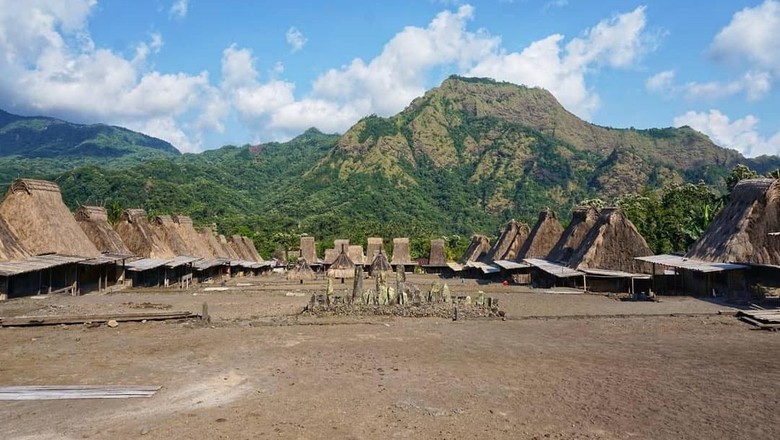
[370,249,393,275]
[391,237,413,264]
[0,217,31,261]
[218,235,241,259]
[240,236,263,262]
[459,234,491,264]
[323,248,339,265]
[300,236,316,263]
[327,250,355,279]
[366,237,385,260]
[228,235,256,261]
[287,257,316,281]
[0,179,99,257]
[547,206,600,264]
[334,239,349,253]
[428,239,447,266]
[153,215,192,256]
[75,206,131,255]
[687,178,780,265]
[515,210,564,261]
[173,215,214,259]
[115,209,175,259]
[486,220,529,262]
[568,207,653,273]
[348,245,365,265]
[199,228,230,259]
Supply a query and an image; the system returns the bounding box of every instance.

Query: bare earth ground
[1,274,778,439]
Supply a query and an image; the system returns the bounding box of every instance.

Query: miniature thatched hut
[568,207,653,273]
[687,179,780,265]
[75,206,131,255]
[366,237,385,260]
[515,210,564,261]
[287,257,316,282]
[173,215,214,259]
[0,179,99,257]
[370,249,393,276]
[458,234,491,264]
[327,249,355,280]
[115,209,175,259]
[486,220,529,262]
[547,206,599,264]
[300,236,316,264]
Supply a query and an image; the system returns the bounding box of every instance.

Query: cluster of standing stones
[307,266,500,317]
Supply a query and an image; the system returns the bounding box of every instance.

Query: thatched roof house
[75,206,132,255]
[459,234,491,264]
[218,235,241,259]
[327,250,355,279]
[547,206,599,264]
[686,179,780,265]
[241,236,263,262]
[370,249,393,275]
[0,179,99,257]
[173,215,214,259]
[348,245,365,266]
[228,235,252,260]
[0,217,30,261]
[367,237,385,259]
[115,209,175,259]
[287,257,316,281]
[486,220,529,262]
[199,228,230,259]
[300,236,316,263]
[515,210,564,261]
[391,237,414,265]
[428,239,447,266]
[568,207,653,273]
[153,215,192,256]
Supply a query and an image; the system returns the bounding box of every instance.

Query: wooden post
[352,266,363,303]
[201,302,211,324]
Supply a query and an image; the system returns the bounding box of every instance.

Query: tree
[726,164,759,193]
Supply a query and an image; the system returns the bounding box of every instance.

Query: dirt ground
[1,274,778,439]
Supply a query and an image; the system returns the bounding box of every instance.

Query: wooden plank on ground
[0,311,194,327]
[0,385,161,400]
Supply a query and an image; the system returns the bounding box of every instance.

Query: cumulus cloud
[674,110,780,157]
[468,6,653,118]
[710,0,780,73]
[169,0,188,21]
[285,27,307,53]
[646,70,772,101]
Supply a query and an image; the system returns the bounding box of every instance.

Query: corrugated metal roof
[0,254,86,277]
[493,260,531,270]
[126,259,171,272]
[580,268,651,279]
[524,258,584,278]
[193,259,226,270]
[635,255,749,273]
[78,253,135,266]
[465,261,501,274]
[165,256,202,268]
[446,262,464,272]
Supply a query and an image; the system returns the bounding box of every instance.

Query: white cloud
[646,70,675,93]
[710,0,780,74]
[468,6,652,118]
[646,70,772,101]
[674,109,780,157]
[285,27,307,53]
[169,0,188,21]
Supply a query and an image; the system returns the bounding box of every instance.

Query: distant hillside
[0,109,179,181]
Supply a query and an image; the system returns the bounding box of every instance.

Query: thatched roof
[366,237,385,260]
[227,235,259,261]
[0,217,31,261]
[348,245,365,265]
[240,236,264,262]
[568,207,653,273]
[115,209,175,259]
[323,248,339,265]
[172,215,214,259]
[153,215,192,256]
[327,250,355,279]
[218,234,241,259]
[486,219,529,262]
[199,228,230,259]
[370,249,393,275]
[459,234,491,264]
[0,179,99,257]
[75,206,131,255]
[287,257,316,281]
[300,236,316,263]
[334,239,349,253]
[515,210,564,261]
[686,178,780,265]
[391,237,413,265]
[547,206,600,264]
[428,239,447,266]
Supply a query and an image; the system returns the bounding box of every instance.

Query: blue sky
[1,1,778,157]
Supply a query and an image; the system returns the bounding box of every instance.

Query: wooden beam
[0,311,194,327]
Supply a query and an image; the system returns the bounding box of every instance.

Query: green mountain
[3,76,780,257]
[0,109,180,180]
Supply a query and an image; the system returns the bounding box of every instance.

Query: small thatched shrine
[115,209,175,259]
[0,179,99,257]
[370,249,393,276]
[459,234,491,264]
[300,236,316,264]
[547,206,599,264]
[173,215,214,259]
[515,210,564,261]
[153,215,192,256]
[287,257,316,282]
[348,245,366,266]
[687,179,780,265]
[75,206,131,255]
[486,220,529,262]
[327,249,355,280]
[366,237,385,260]
[568,207,653,273]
